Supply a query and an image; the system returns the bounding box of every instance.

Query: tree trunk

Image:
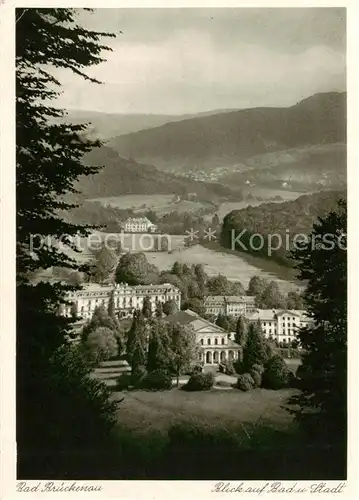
[176,371,179,387]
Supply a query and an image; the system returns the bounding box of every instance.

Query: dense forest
[77,145,241,200]
[221,190,346,266]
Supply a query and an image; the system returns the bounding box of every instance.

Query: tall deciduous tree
[16,8,116,478]
[247,275,267,297]
[85,326,118,364]
[289,200,347,450]
[93,244,118,283]
[167,323,198,386]
[258,281,287,309]
[115,252,159,285]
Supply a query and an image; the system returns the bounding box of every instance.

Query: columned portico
[202,348,239,365]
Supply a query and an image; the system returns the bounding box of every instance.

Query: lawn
[111,386,296,435]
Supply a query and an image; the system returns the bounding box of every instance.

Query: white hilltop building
[165,309,241,365]
[61,282,181,320]
[122,216,157,233]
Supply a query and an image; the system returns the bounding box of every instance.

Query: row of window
[200,338,226,346]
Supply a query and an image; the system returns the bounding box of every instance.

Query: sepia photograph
[13,6,347,483]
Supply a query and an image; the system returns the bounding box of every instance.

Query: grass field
[111,387,296,435]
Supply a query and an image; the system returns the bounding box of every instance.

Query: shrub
[249,369,262,388]
[186,363,204,375]
[236,373,255,391]
[117,373,133,391]
[251,364,265,375]
[262,355,290,390]
[131,365,148,386]
[142,370,172,391]
[183,372,214,391]
[287,370,297,388]
[221,359,236,375]
[233,359,245,374]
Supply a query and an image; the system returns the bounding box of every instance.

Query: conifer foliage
[16,8,117,478]
[289,200,347,448]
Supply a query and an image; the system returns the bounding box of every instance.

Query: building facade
[62,283,181,320]
[122,217,157,233]
[166,309,241,365]
[246,309,311,345]
[204,295,256,317]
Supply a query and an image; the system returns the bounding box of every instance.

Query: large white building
[122,217,157,233]
[166,309,241,365]
[246,309,312,345]
[204,295,256,317]
[61,283,181,320]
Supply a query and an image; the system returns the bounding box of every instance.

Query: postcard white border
[1,1,358,499]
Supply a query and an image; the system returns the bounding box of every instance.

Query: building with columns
[61,282,181,320]
[165,309,241,366]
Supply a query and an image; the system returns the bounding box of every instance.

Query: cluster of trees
[247,275,304,309]
[221,190,346,266]
[119,300,199,389]
[79,302,125,365]
[61,200,131,233]
[86,243,121,283]
[63,198,218,236]
[114,252,248,316]
[231,319,292,390]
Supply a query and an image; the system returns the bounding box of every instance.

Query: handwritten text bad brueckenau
[17,482,102,493]
[212,482,346,494]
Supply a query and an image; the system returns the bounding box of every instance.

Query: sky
[54,8,346,115]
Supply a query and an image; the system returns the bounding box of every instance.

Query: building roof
[225,295,256,304]
[204,295,255,304]
[124,217,154,225]
[68,282,180,295]
[204,296,226,304]
[247,309,310,321]
[165,310,241,349]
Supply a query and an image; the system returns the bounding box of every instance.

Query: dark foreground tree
[289,200,347,456]
[16,8,118,478]
[241,320,269,372]
[234,315,247,346]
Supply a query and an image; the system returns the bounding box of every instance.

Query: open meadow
[111,387,296,435]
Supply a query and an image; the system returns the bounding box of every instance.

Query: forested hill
[108,92,346,170]
[76,145,238,200]
[220,190,346,266]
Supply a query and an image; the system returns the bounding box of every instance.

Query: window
[200,339,204,345]
[221,337,225,345]
[207,338,211,345]
[214,338,218,345]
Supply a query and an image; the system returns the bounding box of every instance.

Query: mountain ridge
[107,92,346,172]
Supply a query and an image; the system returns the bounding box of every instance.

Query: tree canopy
[16,8,117,478]
[289,200,347,447]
